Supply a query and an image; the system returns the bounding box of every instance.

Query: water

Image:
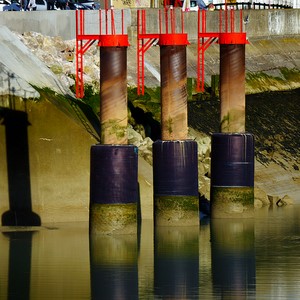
[1,205,300,299]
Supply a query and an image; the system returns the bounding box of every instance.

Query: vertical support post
[100,46,128,144]
[160,38,188,141]
[90,32,139,234]
[210,32,254,218]
[210,133,255,218]
[153,33,199,226]
[220,43,246,133]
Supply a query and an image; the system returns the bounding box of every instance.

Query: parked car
[35,0,48,10]
[3,1,21,10]
[180,0,207,11]
[0,0,18,10]
[67,0,99,9]
[67,1,91,9]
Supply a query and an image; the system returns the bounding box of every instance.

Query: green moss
[246,71,284,92]
[128,86,161,122]
[211,186,254,206]
[220,113,230,130]
[50,64,63,75]
[155,195,199,211]
[211,186,254,218]
[90,203,137,234]
[101,119,127,139]
[166,117,173,134]
[280,67,300,83]
[154,195,199,225]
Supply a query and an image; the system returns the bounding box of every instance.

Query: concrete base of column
[154,195,199,226]
[211,186,254,218]
[90,203,137,235]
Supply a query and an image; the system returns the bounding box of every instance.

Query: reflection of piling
[90,233,138,298]
[154,226,199,298]
[88,12,139,234]
[211,219,256,298]
[153,33,199,226]
[211,28,254,217]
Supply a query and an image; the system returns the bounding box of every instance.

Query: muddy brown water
[1,205,300,299]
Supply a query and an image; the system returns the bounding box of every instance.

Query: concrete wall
[0,97,96,224]
[0,8,299,41]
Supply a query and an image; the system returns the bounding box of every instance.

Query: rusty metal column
[90,34,139,235]
[100,45,128,144]
[153,34,199,227]
[210,32,254,218]
[220,43,245,133]
[160,43,187,140]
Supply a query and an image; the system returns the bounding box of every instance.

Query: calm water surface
[1,205,300,299]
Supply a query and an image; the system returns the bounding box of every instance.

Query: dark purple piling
[153,140,199,226]
[90,145,138,234]
[210,133,255,218]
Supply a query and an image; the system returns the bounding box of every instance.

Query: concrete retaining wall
[0,9,299,41]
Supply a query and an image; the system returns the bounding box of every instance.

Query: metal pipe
[220,43,246,133]
[160,44,188,140]
[100,46,128,144]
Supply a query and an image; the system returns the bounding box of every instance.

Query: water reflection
[2,207,300,298]
[90,233,139,299]
[154,226,199,299]
[210,219,256,299]
[4,231,35,300]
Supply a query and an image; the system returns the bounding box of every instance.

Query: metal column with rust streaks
[153,32,199,227]
[220,44,246,133]
[210,27,254,219]
[160,45,188,140]
[100,47,128,144]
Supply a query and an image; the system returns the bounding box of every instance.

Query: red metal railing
[137,8,187,95]
[75,9,127,98]
[197,9,247,92]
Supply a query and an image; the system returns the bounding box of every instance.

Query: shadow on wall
[0,107,41,226]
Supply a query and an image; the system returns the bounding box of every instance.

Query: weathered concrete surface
[0,97,97,223]
[0,26,71,96]
[0,9,299,41]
